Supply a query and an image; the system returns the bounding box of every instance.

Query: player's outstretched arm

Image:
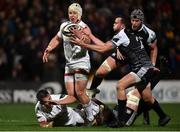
[42,35,61,63]
[48,95,77,105]
[71,27,114,53]
[71,27,105,46]
[71,36,113,53]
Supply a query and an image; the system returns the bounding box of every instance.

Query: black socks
[90,75,103,90]
[152,99,166,119]
[117,99,127,122]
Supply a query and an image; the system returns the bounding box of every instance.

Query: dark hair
[120,17,126,25]
[36,89,49,102]
[115,16,128,26]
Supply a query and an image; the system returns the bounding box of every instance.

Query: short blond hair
[68,3,82,20]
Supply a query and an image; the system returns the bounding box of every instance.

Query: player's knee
[141,86,153,102]
[116,81,126,91]
[76,90,84,97]
[142,94,154,103]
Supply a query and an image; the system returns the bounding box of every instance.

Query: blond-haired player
[42,3,99,123]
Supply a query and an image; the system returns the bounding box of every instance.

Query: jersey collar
[138,24,145,32]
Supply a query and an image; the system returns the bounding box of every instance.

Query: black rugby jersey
[111,28,153,72]
[129,24,156,55]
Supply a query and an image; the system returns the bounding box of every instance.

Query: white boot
[83,100,95,122]
[91,101,100,116]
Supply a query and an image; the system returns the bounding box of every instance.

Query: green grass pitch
[0,103,180,131]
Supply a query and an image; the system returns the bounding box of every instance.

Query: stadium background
[0,0,180,131]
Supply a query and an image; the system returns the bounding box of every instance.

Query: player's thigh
[75,73,88,92]
[64,73,75,96]
[96,56,117,77]
[117,72,137,89]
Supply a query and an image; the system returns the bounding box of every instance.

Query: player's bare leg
[116,73,137,126]
[75,72,99,123]
[125,89,141,126]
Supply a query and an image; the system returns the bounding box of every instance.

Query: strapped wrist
[47,46,52,51]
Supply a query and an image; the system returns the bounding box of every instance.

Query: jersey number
[136,36,144,49]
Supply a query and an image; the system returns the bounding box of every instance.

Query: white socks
[91,101,100,116]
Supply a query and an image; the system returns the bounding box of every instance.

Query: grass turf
[0,103,180,131]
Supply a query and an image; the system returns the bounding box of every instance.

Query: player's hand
[42,49,50,63]
[70,27,83,39]
[46,99,59,105]
[153,67,160,72]
[116,48,125,60]
[40,121,53,128]
[71,37,84,46]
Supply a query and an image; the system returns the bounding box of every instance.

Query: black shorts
[135,68,156,92]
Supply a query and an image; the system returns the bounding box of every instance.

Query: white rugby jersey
[57,21,90,69]
[35,94,84,126]
[111,28,130,47]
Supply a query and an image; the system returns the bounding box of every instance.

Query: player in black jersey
[87,9,158,97]
[127,9,159,125]
[86,9,158,98]
[86,9,170,126]
[129,9,171,125]
[71,15,170,127]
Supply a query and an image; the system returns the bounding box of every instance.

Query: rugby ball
[62,22,82,40]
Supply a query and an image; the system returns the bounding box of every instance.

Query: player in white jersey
[35,89,122,128]
[42,3,99,122]
[35,89,85,127]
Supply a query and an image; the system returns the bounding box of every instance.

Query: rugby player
[42,3,99,122]
[71,16,170,127]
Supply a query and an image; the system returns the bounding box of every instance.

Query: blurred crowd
[0,0,180,82]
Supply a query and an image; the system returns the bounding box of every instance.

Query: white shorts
[65,107,85,126]
[64,65,90,82]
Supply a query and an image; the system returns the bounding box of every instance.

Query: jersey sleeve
[36,110,47,123]
[146,27,157,45]
[111,35,120,48]
[111,29,130,48]
[78,21,88,28]
[57,22,67,38]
